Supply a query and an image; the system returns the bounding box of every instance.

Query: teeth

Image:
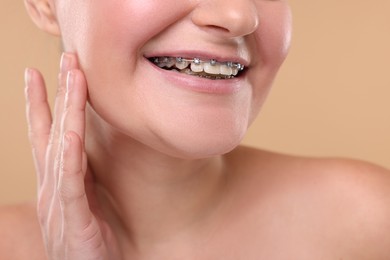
[190,61,204,73]
[231,67,239,76]
[204,62,220,75]
[157,59,166,68]
[166,58,176,68]
[193,58,201,65]
[151,56,245,78]
[175,58,189,70]
[220,64,233,76]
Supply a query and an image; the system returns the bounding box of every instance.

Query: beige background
[1,1,389,205]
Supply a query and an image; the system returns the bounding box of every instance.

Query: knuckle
[59,189,87,206]
[78,225,103,249]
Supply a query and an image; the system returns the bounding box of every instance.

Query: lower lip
[144,58,246,94]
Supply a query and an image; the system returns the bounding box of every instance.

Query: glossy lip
[142,56,248,95]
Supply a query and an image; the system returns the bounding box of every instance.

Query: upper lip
[143,50,250,67]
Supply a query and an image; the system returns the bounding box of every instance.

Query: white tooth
[190,62,204,73]
[220,64,233,76]
[203,63,221,75]
[176,60,189,70]
[231,67,238,76]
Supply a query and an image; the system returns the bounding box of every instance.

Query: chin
[151,124,247,160]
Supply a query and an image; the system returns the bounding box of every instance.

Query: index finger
[25,68,52,183]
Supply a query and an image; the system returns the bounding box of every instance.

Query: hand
[24,53,120,260]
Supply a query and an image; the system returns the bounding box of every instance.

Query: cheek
[58,0,196,109]
[254,2,292,69]
[60,1,194,63]
[247,2,292,124]
[57,0,195,118]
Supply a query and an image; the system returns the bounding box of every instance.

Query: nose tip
[191,0,260,38]
[223,8,260,37]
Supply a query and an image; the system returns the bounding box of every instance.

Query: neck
[85,106,230,252]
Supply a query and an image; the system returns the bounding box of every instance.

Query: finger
[48,69,87,221]
[61,69,88,145]
[58,131,96,237]
[43,53,79,193]
[25,68,52,185]
[50,52,79,146]
[39,53,80,228]
[50,70,87,236]
[48,53,79,168]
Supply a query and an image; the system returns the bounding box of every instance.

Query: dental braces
[153,57,245,71]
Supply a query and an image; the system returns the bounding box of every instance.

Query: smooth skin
[1,0,390,259]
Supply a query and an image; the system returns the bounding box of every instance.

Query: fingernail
[60,53,72,73]
[66,71,74,92]
[24,68,32,86]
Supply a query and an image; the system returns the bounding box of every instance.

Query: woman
[0,0,389,259]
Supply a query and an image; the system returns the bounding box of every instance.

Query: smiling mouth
[147,56,246,80]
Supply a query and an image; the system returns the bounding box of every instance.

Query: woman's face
[54,0,292,159]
